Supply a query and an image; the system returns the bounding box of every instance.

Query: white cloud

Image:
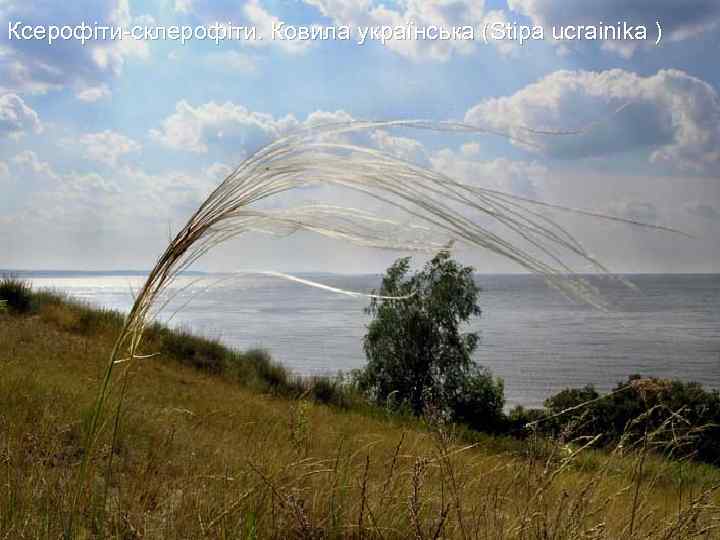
[76,84,112,103]
[0,160,9,178]
[13,150,58,179]
[174,0,312,55]
[429,147,546,198]
[465,69,720,172]
[0,0,149,95]
[205,162,233,181]
[0,153,244,269]
[508,0,720,57]
[150,103,439,163]
[64,171,121,194]
[303,109,354,127]
[12,149,120,194]
[5,149,220,231]
[174,0,194,14]
[481,9,522,57]
[243,0,312,55]
[304,0,508,60]
[150,100,301,153]
[0,93,42,138]
[370,130,428,164]
[62,130,142,166]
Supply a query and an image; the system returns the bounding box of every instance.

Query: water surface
[22,272,720,408]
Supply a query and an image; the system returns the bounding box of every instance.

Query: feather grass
[69,119,688,533]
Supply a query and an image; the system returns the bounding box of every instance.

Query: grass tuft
[0,276,33,314]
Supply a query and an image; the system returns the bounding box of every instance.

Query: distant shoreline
[4,269,720,278]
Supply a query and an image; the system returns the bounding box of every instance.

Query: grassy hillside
[1,286,719,538]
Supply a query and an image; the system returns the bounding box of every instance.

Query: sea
[15,271,720,409]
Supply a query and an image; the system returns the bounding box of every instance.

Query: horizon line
[3,268,720,277]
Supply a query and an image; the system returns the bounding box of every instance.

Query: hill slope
[1,293,719,538]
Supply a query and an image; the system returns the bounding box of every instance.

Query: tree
[357,252,504,431]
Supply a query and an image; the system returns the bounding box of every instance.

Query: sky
[1,0,719,273]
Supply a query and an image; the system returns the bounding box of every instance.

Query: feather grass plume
[71,119,685,525]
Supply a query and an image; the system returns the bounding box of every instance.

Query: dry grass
[75,121,688,519]
[0,120,704,538]
[1,301,719,538]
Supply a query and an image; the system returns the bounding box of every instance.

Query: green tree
[357,252,504,431]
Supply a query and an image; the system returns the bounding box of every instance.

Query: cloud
[0,0,149,96]
[150,103,440,165]
[243,0,312,54]
[62,130,142,166]
[303,0,509,60]
[12,149,120,193]
[174,0,193,14]
[76,84,112,102]
[686,203,720,221]
[303,109,354,127]
[0,152,242,269]
[13,150,56,177]
[0,93,42,138]
[5,149,216,228]
[150,100,301,153]
[508,0,720,57]
[174,0,312,55]
[149,101,555,198]
[370,130,428,164]
[612,201,658,224]
[205,162,233,181]
[465,69,720,172]
[0,160,9,178]
[429,146,546,198]
[63,171,121,194]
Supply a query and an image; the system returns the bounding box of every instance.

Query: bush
[0,276,33,314]
[543,384,606,436]
[159,327,229,374]
[450,366,505,433]
[506,406,546,436]
[306,375,360,409]
[239,348,293,391]
[307,376,342,405]
[541,375,720,465]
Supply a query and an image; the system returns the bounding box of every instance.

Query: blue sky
[1,0,719,272]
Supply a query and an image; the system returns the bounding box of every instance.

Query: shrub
[506,405,546,436]
[542,375,720,465]
[240,348,293,391]
[72,307,124,335]
[159,327,229,374]
[0,276,33,314]
[306,375,358,409]
[450,366,506,433]
[543,384,606,436]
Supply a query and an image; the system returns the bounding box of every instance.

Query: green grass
[1,281,719,538]
[17,283,356,408]
[0,274,33,313]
